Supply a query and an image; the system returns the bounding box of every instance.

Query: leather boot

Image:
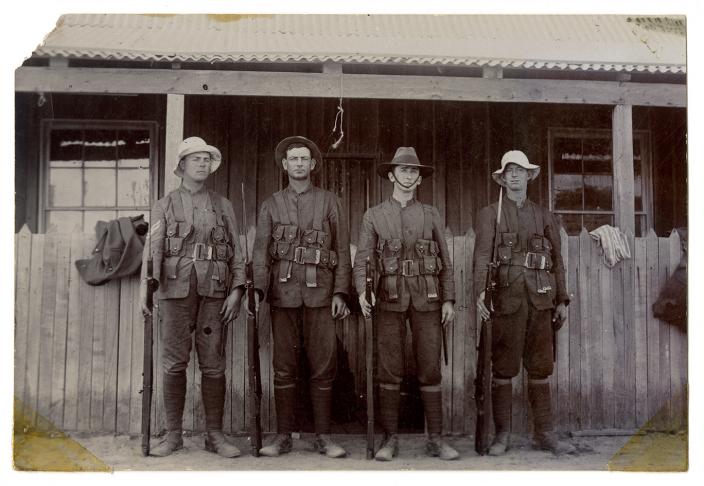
[426,434,460,461]
[205,430,241,458]
[489,379,512,456]
[151,430,183,457]
[259,433,293,457]
[310,386,333,435]
[151,371,186,457]
[528,379,576,455]
[374,434,399,462]
[201,375,241,458]
[314,434,347,458]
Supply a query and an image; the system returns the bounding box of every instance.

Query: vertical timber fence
[14,225,687,436]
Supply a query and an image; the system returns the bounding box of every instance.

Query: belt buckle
[193,243,212,261]
[524,252,546,270]
[401,259,415,277]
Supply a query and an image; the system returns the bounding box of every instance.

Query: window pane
[583,213,614,232]
[46,210,82,233]
[558,213,583,235]
[582,137,612,174]
[584,175,613,211]
[118,130,150,168]
[49,129,83,165]
[554,174,583,210]
[84,210,117,233]
[553,137,582,173]
[84,168,116,206]
[48,168,82,207]
[117,168,150,206]
[84,130,117,168]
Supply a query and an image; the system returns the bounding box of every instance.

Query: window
[42,120,158,233]
[549,128,651,236]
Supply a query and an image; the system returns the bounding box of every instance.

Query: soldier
[251,136,351,458]
[474,150,576,456]
[140,137,245,458]
[355,147,459,461]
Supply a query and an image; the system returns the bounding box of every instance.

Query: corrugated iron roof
[33,14,686,74]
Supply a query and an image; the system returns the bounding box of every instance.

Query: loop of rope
[331,73,344,149]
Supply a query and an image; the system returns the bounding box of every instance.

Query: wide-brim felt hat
[274,136,323,172]
[173,136,222,177]
[492,150,540,186]
[377,146,435,178]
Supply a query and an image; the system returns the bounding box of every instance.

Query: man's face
[501,163,529,191]
[181,152,212,183]
[389,165,422,191]
[283,146,316,181]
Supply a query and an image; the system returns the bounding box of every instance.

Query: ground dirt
[12,430,686,472]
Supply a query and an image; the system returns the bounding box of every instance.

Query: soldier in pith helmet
[140,136,246,458]
[354,147,459,461]
[250,136,352,458]
[474,150,576,456]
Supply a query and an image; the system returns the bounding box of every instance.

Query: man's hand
[441,301,455,327]
[139,280,151,317]
[552,303,568,330]
[477,290,492,321]
[359,291,376,319]
[331,294,350,320]
[220,288,244,323]
[245,290,261,317]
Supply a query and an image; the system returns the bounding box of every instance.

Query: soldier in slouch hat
[354,147,459,461]
[250,136,351,458]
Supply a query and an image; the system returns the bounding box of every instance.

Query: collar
[178,183,208,196]
[389,195,417,208]
[285,182,314,196]
[503,194,529,209]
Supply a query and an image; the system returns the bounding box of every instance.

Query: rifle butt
[365,313,374,460]
[141,312,154,456]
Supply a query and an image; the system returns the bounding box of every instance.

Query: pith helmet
[492,150,540,186]
[174,137,222,177]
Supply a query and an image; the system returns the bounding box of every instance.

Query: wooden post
[164,94,185,194]
[612,104,635,235]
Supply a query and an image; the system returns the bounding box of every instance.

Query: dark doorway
[290,153,425,434]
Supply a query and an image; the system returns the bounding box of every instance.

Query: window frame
[547,127,653,235]
[39,119,159,233]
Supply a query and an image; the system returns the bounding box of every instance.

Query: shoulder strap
[422,204,434,240]
[312,188,326,231]
[273,191,291,225]
[209,191,226,227]
[170,190,186,223]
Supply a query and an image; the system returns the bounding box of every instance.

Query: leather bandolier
[153,189,235,297]
[268,190,338,288]
[371,204,443,303]
[496,203,554,298]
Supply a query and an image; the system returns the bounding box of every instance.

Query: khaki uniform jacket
[473,196,569,315]
[353,197,455,312]
[142,185,246,300]
[252,185,351,308]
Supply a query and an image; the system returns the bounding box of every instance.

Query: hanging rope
[330,72,345,150]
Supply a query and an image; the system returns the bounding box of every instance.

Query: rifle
[364,257,375,459]
[474,188,502,455]
[242,183,263,456]
[141,255,159,456]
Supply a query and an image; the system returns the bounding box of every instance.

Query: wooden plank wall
[14,226,687,436]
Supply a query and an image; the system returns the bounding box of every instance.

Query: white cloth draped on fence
[589,225,632,267]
